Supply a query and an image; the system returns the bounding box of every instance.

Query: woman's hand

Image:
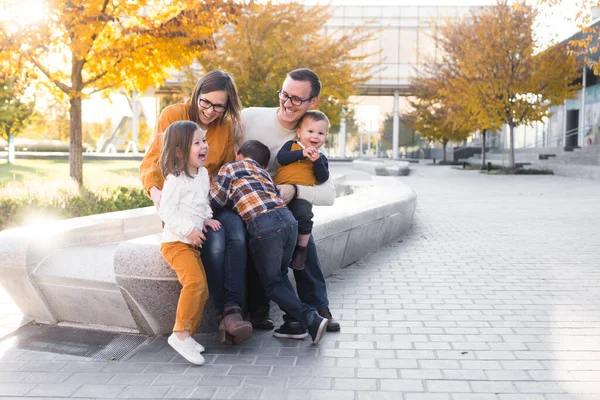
[150,187,162,210]
[187,227,206,247]
[204,219,222,232]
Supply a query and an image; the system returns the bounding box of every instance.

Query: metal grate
[5,324,148,361]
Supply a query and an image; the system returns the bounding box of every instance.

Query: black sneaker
[273,321,308,339]
[318,307,340,332]
[249,310,274,331]
[307,312,328,344]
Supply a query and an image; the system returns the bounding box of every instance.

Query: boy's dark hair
[297,110,330,131]
[159,121,201,179]
[238,140,271,169]
[287,68,321,99]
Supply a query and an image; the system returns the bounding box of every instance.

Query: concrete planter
[0,177,417,334]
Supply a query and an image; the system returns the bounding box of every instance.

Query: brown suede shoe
[219,306,252,345]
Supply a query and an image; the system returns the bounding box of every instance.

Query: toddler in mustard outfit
[274,110,330,270]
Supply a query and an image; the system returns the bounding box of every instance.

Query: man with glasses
[237,68,340,338]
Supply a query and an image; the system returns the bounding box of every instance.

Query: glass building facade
[322,5,477,157]
[324,5,475,94]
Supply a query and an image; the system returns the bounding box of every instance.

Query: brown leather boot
[219,306,252,345]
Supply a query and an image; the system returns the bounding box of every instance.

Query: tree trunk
[509,124,515,169]
[481,129,487,168]
[69,60,84,186]
[8,133,15,164]
[442,140,448,162]
[69,96,83,185]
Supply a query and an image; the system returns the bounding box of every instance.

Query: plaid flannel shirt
[210,159,285,224]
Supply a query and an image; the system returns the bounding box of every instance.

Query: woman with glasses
[140,70,253,345]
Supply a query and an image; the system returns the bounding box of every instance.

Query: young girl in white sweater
[158,120,221,365]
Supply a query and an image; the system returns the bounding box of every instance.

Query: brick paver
[0,163,599,399]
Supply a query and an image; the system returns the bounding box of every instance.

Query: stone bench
[0,177,417,335]
[352,159,410,176]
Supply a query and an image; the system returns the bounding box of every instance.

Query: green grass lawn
[0,159,143,188]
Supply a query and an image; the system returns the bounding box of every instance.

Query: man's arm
[296,179,335,206]
[277,140,304,166]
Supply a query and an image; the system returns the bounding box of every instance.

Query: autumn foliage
[0,0,237,184]
[197,1,377,127]
[411,1,579,168]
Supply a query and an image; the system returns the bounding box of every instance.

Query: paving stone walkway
[1,163,599,399]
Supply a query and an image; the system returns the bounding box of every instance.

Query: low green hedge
[0,183,152,231]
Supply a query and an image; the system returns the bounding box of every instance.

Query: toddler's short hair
[298,110,330,132]
[238,140,271,169]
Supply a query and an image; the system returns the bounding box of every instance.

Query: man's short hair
[298,110,330,131]
[238,140,271,169]
[288,68,321,99]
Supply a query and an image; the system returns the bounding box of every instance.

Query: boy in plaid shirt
[210,140,328,344]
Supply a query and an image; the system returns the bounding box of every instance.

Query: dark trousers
[200,208,247,313]
[287,198,314,235]
[247,208,315,326]
[247,231,330,319]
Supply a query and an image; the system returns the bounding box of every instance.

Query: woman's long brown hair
[188,70,242,129]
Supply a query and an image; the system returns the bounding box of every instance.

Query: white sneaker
[167,333,205,365]
[189,337,205,353]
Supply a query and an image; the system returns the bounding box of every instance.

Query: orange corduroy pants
[160,241,209,334]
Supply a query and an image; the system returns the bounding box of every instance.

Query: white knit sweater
[158,168,212,244]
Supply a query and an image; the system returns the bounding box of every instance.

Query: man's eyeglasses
[277,90,312,106]
[198,98,226,113]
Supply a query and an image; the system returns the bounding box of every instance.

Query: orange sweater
[273,142,317,186]
[139,100,235,194]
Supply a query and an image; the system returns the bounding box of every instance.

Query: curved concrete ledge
[0,177,417,335]
[352,159,410,176]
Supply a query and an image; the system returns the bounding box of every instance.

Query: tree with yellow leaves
[196,1,376,127]
[406,76,473,162]
[432,1,579,168]
[0,61,35,164]
[0,0,237,185]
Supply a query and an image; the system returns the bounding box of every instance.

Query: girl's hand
[204,219,222,232]
[302,148,313,158]
[187,228,206,247]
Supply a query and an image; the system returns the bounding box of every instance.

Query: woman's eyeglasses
[198,98,226,113]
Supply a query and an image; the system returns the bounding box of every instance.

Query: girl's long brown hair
[159,121,200,179]
[188,70,242,129]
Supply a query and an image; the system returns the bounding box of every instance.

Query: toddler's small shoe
[168,333,205,365]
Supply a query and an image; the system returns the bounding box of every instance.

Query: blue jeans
[248,208,315,326]
[200,208,247,313]
[247,234,330,320]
